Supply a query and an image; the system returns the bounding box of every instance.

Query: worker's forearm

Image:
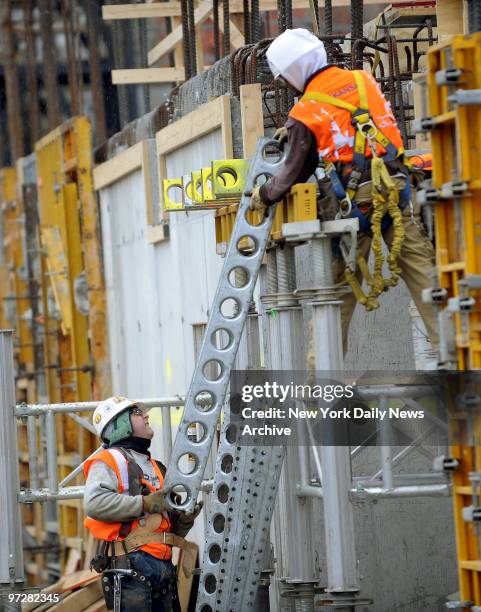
[84,462,143,522]
[260,119,318,205]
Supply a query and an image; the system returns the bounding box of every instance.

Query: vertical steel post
[45,410,58,495]
[0,331,25,586]
[262,247,317,611]
[297,235,360,610]
[379,396,393,490]
[162,406,173,463]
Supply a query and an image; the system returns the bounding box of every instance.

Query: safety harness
[301,70,409,310]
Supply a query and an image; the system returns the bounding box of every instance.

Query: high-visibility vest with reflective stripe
[289,67,404,164]
[84,448,172,560]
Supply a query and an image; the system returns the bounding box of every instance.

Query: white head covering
[266,28,327,92]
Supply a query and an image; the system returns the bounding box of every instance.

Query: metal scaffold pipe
[15,396,185,416]
[0,331,25,586]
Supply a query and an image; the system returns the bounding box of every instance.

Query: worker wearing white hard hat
[84,396,202,611]
[249,28,438,356]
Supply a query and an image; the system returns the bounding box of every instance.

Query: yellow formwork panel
[0,167,34,373]
[35,117,110,401]
[214,183,317,253]
[428,33,481,606]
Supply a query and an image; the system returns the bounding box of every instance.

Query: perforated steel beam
[163,138,288,512]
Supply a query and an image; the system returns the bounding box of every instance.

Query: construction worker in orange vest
[250,28,438,357]
[84,396,202,611]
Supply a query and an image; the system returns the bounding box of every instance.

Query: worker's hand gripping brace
[142,489,169,514]
[273,125,288,146]
[173,501,204,538]
[248,186,267,214]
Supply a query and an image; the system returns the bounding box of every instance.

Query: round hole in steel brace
[217,483,229,503]
[200,606,213,612]
[225,424,237,444]
[211,328,233,351]
[236,235,258,257]
[186,421,207,444]
[221,454,233,474]
[213,513,225,533]
[253,172,273,187]
[228,266,250,288]
[208,543,222,564]
[169,484,190,508]
[220,297,241,319]
[177,452,198,475]
[204,574,217,595]
[194,391,215,413]
[203,359,224,381]
[262,140,284,163]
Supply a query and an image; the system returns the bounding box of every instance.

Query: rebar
[187,0,197,75]
[351,0,364,68]
[22,0,39,147]
[2,0,24,160]
[180,0,192,78]
[243,0,250,44]
[38,0,61,130]
[213,0,221,60]
[86,0,107,142]
[223,0,230,56]
[61,0,80,115]
[251,0,261,42]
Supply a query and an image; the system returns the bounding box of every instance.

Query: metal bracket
[440,181,469,199]
[448,89,481,106]
[433,455,459,473]
[422,287,448,304]
[435,68,463,86]
[447,296,475,312]
[413,117,437,133]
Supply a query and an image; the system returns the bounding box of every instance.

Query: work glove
[247,186,267,214]
[143,490,168,514]
[173,501,204,538]
[274,125,288,146]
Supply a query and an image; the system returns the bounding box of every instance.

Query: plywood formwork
[427,33,481,606]
[34,117,110,565]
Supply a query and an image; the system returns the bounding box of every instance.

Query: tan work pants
[333,181,439,353]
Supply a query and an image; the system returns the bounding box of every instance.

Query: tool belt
[92,514,197,579]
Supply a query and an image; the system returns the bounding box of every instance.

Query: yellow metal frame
[35,117,110,559]
[428,33,481,606]
[214,183,317,254]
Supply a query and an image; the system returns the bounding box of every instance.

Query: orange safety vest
[84,448,172,560]
[408,152,432,171]
[289,66,404,165]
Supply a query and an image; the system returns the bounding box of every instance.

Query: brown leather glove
[274,125,288,146]
[248,186,267,213]
[173,502,203,538]
[143,490,168,514]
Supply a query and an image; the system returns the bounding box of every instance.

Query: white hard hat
[92,396,147,438]
[266,29,327,92]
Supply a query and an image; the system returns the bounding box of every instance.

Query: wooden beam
[102,3,182,19]
[93,141,144,190]
[144,0,387,15]
[218,6,245,48]
[111,67,185,84]
[148,0,213,65]
[240,83,264,157]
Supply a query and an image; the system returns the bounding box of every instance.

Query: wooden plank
[178,544,198,610]
[112,67,185,84]
[145,0,384,12]
[218,6,245,49]
[240,83,264,157]
[148,0,213,65]
[156,95,232,156]
[436,0,465,41]
[102,3,182,19]
[83,600,107,612]
[49,579,102,612]
[93,141,144,190]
